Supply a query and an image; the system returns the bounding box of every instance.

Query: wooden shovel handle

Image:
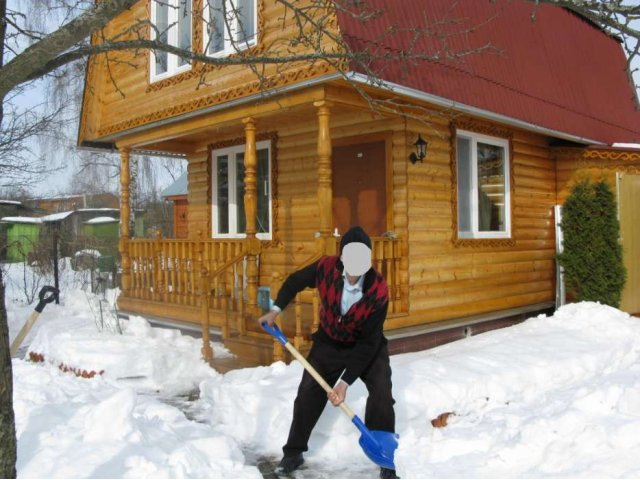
[283,342,356,419]
[10,310,40,357]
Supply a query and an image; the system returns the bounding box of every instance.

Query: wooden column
[119,147,132,295]
[243,117,259,317]
[314,100,335,255]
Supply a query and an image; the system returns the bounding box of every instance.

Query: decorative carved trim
[453,118,512,140]
[449,119,516,248]
[553,147,640,174]
[454,238,516,248]
[584,149,640,163]
[207,132,280,247]
[98,61,333,137]
[145,0,265,92]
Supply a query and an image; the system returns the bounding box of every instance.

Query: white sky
[5,260,640,478]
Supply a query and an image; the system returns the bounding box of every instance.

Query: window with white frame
[212,140,272,239]
[456,130,511,239]
[150,0,192,81]
[203,0,257,57]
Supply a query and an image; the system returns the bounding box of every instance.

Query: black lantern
[409,134,428,164]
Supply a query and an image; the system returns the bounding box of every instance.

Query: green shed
[1,217,42,263]
[82,216,119,239]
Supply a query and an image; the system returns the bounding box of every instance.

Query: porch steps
[223,333,276,366]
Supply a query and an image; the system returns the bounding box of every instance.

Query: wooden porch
[117,235,405,365]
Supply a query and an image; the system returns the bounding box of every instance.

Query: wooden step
[223,333,277,366]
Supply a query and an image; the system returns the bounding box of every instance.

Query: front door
[332,141,387,236]
[619,173,640,314]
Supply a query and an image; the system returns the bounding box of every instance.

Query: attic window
[204,0,256,57]
[150,0,193,81]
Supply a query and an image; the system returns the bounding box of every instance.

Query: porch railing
[332,235,404,314]
[128,238,246,307]
[124,234,404,362]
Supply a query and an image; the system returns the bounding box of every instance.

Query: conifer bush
[557,179,626,307]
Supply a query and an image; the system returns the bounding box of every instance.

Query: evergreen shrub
[557,179,626,307]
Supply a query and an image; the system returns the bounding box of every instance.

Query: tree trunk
[1,0,19,474]
[0,269,17,479]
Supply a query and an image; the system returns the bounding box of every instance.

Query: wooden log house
[78,0,640,366]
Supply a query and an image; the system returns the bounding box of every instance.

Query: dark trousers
[282,340,395,456]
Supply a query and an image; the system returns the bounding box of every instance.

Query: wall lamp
[409,134,428,164]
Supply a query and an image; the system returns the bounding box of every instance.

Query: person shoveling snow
[259,226,399,479]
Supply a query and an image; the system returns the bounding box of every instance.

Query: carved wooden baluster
[271,271,284,362]
[312,289,320,334]
[154,230,164,302]
[221,276,229,340]
[384,240,395,314]
[294,293,304,350]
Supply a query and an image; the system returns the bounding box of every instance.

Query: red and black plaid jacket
[274,256,389,384]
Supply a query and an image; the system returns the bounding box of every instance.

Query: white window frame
[211,140,272,240]
[456,129,511,239]
[203,0,257,58]
[150,0,193,82]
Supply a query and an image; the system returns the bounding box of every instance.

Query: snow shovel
[10,285,59,357]
[261,321,398,470]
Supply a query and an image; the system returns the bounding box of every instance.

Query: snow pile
[13,360,261,478]
[7,258,640,480]
[198,302,640,478]
[25,289,227,395]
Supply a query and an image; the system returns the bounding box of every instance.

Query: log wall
[182,102,558,329]
[405,117,557,325]
[80,0,340,143]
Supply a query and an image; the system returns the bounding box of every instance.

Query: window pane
[177,0,192,66]
[257,148,269,233]
[216,155,229,234]
[154,0,169,74]
[456,137,472,233]
[206,0,225,54]
[236,153,246,234]
[236,0,255,44]
[477,142,506,232]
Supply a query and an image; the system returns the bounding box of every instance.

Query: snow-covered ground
[4,259,640,478]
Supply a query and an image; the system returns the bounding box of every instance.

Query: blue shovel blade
[353,416,399,470]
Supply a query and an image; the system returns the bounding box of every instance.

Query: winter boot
[380,467,399,479]
[275,453,304,475]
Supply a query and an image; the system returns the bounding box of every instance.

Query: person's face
[341,242,372,277]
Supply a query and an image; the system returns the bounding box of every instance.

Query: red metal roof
[335,1,640,144]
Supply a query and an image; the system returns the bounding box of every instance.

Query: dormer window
[150,0,193,81]
[204,0,257,57]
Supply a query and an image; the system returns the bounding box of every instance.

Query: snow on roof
[76,208,119,212]
[74,249,102,257]
[0,216,42,224]
[84,216,118,224]
[0,199,22,205]
[612,143,640,150]
[161,171,187,198]
[41,211,74,222]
